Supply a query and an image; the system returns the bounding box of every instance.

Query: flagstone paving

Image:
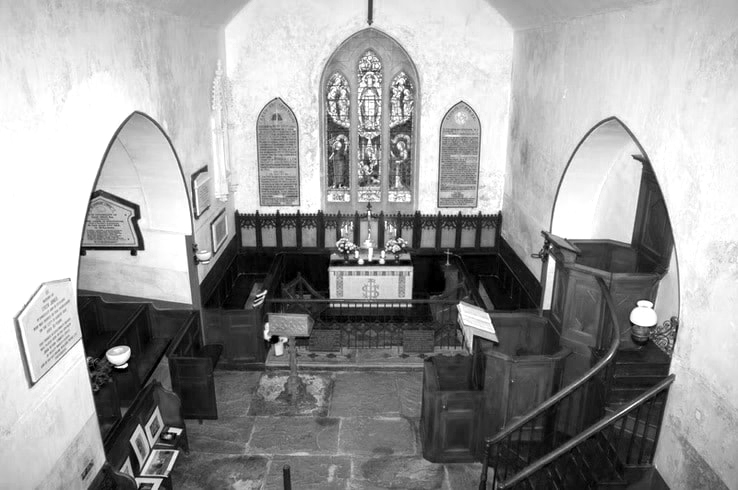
[171,369,488,489]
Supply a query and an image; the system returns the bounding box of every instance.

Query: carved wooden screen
[322,28,419,213]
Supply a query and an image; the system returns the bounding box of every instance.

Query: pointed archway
[77,112,195,305]
[544,117,680,344]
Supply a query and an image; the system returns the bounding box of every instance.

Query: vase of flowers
[336,237,357,262]
[385,236,408,262]
[87,356,113,393]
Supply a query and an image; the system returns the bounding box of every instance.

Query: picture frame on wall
[129,424,150,468]
[120,457,134,479]
[135,477,163,490]
[191,165,211,219]
[144,406,164,446]
[210,209,228,254]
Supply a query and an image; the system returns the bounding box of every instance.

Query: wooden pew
[167,312,223,420]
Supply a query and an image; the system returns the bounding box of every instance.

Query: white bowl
[106,345,131,369]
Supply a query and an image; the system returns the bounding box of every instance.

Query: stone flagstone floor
[170,369,488,489]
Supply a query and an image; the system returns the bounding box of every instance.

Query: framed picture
[129,424,150,468]
[145,406,164,446]
[210,209,228,254]
[119,457,134,479]
[191,166,211,219]
[140,449,179,477]
[135,477,163,490]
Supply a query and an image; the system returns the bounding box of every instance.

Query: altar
[328,252,414,303]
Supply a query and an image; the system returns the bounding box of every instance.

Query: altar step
[265,346,467,371]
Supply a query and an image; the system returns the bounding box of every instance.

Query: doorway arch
[545,117,680,333]
[77,112,194,305]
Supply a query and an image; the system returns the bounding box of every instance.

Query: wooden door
[170,358,217,420]
[632,161,673,273]
[437,391,481,462]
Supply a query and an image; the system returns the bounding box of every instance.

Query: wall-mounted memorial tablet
[81,190,144,255]
[211,209,229,255]
[15,279,81,384]
[438,101,481,208]
[256,98,300,206]
[191,165,211,219]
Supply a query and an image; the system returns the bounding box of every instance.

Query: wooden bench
[106,305,186,404]
[103,380,188,489]
[168,312,223,420]
[200,237,273,368]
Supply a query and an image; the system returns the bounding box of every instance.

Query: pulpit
[328,252,413,303]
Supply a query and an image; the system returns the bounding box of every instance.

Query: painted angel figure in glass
[390,134,410,189]
[329,135,349,188]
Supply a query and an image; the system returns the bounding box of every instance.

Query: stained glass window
[388,72,414,203]
[322,29,419,213]
[357,51,382,202]
[326,73,351,203]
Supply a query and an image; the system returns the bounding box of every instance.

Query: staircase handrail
[479,276,621,488]
[497,373,675,488]
[483,276,620,448]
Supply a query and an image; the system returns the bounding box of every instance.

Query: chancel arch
[321,28,419,213]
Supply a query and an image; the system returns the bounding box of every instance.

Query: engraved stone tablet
[438,101,481,208]
[82,190,144,253]
[257,98,300,206]
[403,329,435,353]
[309,330,341,352]
[15,279,82,384]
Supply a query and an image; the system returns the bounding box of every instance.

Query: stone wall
[503,0,738,487]
[0,2,223,487]
[225,0,513,213]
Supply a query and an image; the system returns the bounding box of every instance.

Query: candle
[355,249,360,259]
[380,250,385,259]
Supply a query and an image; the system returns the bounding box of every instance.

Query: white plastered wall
[0,2,224,487]
[225,0,513,214]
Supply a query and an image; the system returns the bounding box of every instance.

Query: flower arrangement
[87,356,112,393]
[336,237,357,255]
[385,236,408,255]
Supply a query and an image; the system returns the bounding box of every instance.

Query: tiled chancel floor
[170,369,486,489]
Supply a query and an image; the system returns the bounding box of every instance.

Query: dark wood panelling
[632,162,673,273]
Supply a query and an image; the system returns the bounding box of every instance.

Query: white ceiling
[483,0,663,30]
[129,0,250,26]
[130,0,661,30]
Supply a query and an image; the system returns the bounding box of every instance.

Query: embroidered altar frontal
[329,263,414,304]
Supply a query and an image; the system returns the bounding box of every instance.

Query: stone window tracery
[322,29,419,213]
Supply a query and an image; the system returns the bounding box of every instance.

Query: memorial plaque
[257,98,300,206]
[15,279,82,384]
[309,329,341,352]
[438,101,481,208]
[191,166,211,219]
[403,329,435,353]
[82,190,144,254]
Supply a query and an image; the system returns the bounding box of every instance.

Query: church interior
[2,0,737,488]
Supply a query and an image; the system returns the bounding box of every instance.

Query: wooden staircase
[606,343,671,405]
[479,278,675,490]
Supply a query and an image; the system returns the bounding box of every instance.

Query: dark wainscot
[94,381,188,490]
[200,237,272,369]
[167,312,223,420]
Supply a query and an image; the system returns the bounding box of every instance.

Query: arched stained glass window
[357,50,382,202]
[388,72,414,203]
[322,29,419,213]
[326,73,351,203]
